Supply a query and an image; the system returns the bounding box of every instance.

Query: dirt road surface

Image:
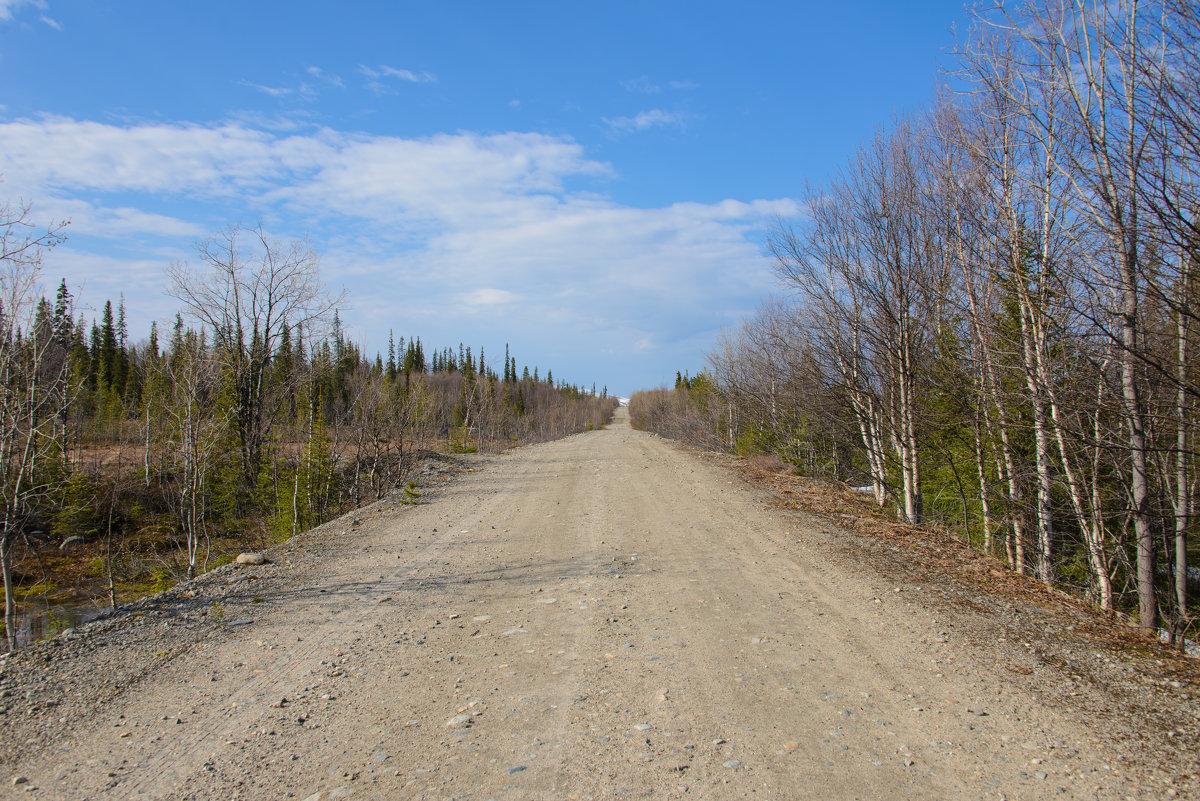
[1,408,1196,800]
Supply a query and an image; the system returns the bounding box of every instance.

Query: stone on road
[0,407,1186,800]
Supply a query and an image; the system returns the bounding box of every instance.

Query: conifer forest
[0,220,616,649]
[632,1,1200,643]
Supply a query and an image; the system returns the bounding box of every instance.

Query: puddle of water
[6,597,112,648]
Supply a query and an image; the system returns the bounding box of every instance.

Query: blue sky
[0,0,968,395]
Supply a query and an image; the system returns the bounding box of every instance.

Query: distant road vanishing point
[0,407,1187,800]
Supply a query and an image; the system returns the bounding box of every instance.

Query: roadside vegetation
[634,0,1200,645]
[0,220,616,650]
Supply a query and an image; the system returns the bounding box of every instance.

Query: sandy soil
[0,407,1196,800]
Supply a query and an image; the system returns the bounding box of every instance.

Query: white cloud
[0,116,298,196]
[0,115,799,391]
[0,0,44,22]
[42,248,179,323]
[37,197,207,239]
[38,12,58,29]
[459,288,519,307]
[603,109,690,134]
[281,130,612,231]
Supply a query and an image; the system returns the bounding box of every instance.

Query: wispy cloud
[238,67,344,100]
[306,66,344,88]
[239,80,294,98]
[603,108,690,134]
[224,109,317,132]
[359,64,436,93]
[0,0,41,22]
[621,76,698,94]
[0,0,57,26]
[378,65,435,83]
[621,76,661,94]
[0,0,59,27]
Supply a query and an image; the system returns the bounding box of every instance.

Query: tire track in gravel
[109,513,473,798]
[29,467,504,799]
[4,407,1178,800]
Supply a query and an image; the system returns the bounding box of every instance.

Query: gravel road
[0,408,1195,800]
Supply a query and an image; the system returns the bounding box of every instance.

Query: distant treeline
[0,221,616,648]
[633,0,1200,641]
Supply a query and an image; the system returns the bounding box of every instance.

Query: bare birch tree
[771,122,945,523]
[159,327,227,580]
[167,225,341,486]
[0,197,67,649]
[986,0,1167,628]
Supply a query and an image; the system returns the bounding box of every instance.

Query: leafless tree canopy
[634,0,1200,640]
[167,225,343,479]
